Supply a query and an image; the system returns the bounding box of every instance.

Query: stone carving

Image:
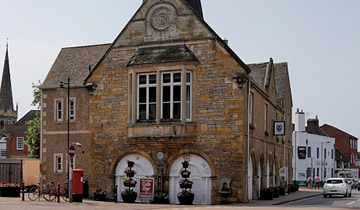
[151,7,172,31]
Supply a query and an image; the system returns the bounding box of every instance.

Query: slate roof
[185,0,203,19]
[274,63,289,101]
[0,46,14,111]
[127,45,199,66]
[247,59,290,102]
[41,44,111,89]
[14,110,39,126]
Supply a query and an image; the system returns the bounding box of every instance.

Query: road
[3,189,360,210]
[286,188,360,209]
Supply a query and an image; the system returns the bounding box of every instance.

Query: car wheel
[349,192,352,197]
[344,192,347,197]
[324,194,327,198]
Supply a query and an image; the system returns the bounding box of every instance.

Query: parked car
[323,178,352,198]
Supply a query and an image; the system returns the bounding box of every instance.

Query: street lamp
[59,76,72,202]
[321,141,331,183]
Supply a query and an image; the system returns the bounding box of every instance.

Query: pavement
[0,187,323,210]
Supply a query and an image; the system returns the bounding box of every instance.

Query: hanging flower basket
[121,191,137,203]
[181,171,191,179]
[182,161,189,168]
[123,180,137,188]
[127,161,135,168]
[124,170,135,177]
[177,191,194,205]
[179,179,193,189]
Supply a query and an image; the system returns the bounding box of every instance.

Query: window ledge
[128,122,197,139]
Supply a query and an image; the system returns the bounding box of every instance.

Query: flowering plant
[124,169,135,174]
[154,192,168,199]
[121,188,137,195]
[179,179,193,185]
[178,190,193,197]
[93,188,107,195]
[123,179,137,185]
[0,183,20,187]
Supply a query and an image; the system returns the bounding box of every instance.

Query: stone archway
[115,154,155,202]
[169,154,212,205]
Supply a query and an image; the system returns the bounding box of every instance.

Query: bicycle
[28,181,56,201]
[28,181,68,202]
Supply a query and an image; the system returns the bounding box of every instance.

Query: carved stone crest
[151,7,172,31]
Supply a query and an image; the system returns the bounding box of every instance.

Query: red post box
[72,169,84,202]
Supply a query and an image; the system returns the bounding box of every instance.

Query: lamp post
[59,76,72,203]
[321,141,331,183]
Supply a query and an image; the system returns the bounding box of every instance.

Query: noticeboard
[139,178,154,199]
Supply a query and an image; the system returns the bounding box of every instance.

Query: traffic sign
[68,145,75,157]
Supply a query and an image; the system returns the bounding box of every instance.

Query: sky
[0,0,359,145]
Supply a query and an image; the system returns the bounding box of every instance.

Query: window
[138,74,157,121]
[307,147,311,158]
[0,121,4,129]
[324,149,327,159]
[350,139,352,148]
[162,72,181,121]
[16,137,24,150]
[317,148,319,158]
[331,149,334,159]
[0,150,6,157]
[317,168,319,176]
[324,167,327,178]
[264,103,268,131]
[55,100,62,122]
[136,71,192,122]
[54,154,63,173]
[249,92,254,125]
[69,99,75,121]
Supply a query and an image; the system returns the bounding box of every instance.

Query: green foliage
[25,113,40,159]
[31,81,41,108]
[25,81,42,159]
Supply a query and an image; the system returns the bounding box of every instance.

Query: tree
[25,114,40,158]
[25,81,41,158]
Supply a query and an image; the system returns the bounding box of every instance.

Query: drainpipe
[247,79,251,201]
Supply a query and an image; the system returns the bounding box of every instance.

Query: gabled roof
[85,0,251,82]
[14,110,39,126]
[321,124,358,140]
[42,44,111,89]
[0,44,14,111]
[247,61,270,92]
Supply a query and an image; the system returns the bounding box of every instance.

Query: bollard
[22,182,25,201]
[57,183,61,203]
[114,185,118,203]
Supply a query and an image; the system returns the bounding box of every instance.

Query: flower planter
[180,183,192,189]
[122,192,137,203]
[94,193,106,201]
[279,187,285,196]
[125,172,135,178]
[178,193,194,205]
[124,182,136,188]
[0,187,20,197]
[272,188,279,198]
[260,189,273,200]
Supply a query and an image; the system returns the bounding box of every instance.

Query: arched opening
[169,154,212,204]
[115,154,155,202]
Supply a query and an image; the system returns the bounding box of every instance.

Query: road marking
[347,201,356,206]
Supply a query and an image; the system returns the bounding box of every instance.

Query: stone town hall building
[40,0,293,204]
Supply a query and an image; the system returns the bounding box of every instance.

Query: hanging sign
[273,121,285,136]
[139,178,154,199]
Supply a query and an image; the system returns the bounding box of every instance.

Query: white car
[323,178,352,198]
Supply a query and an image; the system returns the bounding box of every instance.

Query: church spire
[0,42,14,111]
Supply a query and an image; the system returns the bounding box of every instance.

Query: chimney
[295,108,306,132]
[307,117,319,130]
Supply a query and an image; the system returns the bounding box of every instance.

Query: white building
[292,109,335,186]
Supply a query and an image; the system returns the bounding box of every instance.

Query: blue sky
[1,0,359,143]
